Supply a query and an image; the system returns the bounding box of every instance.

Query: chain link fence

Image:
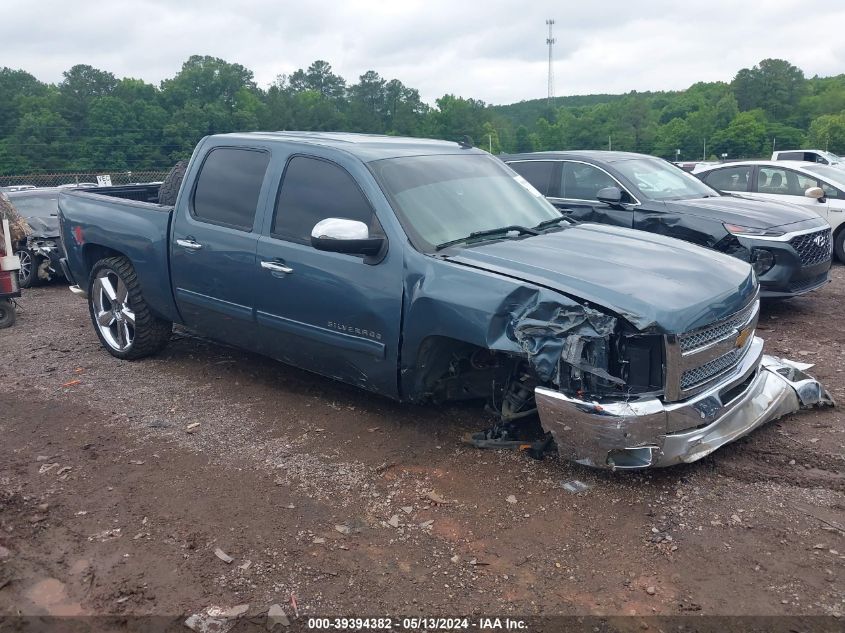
[0,170,169,190]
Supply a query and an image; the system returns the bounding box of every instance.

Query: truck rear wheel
[158,160,187,206]
[88,256,171,359]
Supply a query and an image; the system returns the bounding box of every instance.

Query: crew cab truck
[58,132,832,470]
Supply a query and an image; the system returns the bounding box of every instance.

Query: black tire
[0,299,15,329]
[87,256,172,360]
[834,227,845,264]
[158,160,188,206]
[15,248,38,288]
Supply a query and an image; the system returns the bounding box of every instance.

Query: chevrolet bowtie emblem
[736,326,753,349]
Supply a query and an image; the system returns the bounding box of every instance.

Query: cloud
[1,0,843,105]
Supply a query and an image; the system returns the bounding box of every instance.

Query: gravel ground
[0,266,843,626]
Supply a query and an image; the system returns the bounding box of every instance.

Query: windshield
[818,150,841,163]
[613,157,718,200]
[369,154,562,251]
[803,164,845,182]
[7,193,59,217]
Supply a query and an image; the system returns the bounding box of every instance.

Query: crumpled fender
[399,254,626,399]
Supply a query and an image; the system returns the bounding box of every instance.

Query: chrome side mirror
[804,186,825,201]
[311,218,384,256]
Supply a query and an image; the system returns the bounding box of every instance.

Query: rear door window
[507,161,555,196]
[702,166,751,192]
[272,156,379,244]
[192,148,270,230]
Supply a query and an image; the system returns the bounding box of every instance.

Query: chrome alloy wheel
[91,269,136,351]
[16,250,32,284]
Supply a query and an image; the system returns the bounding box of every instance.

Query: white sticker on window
[513,174,543,197]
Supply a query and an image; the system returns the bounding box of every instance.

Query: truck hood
[668,195,821,230]
[24,215,60,238]
[446,223,757,334]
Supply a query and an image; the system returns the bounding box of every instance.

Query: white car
[772,149,844,168]
[694,160,845,262]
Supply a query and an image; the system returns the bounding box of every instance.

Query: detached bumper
[535,337,833,470]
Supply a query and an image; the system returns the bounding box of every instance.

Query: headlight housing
[723,223,784,238]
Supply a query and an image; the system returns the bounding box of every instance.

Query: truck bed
[58,188,182,323]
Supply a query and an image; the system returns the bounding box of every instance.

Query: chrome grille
[680,346,746,390]
[664,297,759,402]
[678,300,758,353]
[789,229,832,267]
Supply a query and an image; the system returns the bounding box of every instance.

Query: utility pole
[703,138,707,161]
[546,19,555,112]
[608,135,612,151]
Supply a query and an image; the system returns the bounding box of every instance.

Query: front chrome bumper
[535,337,833,470]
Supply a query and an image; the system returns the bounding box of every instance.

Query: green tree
[807,114,845,154]
[710,111,768,159]
[731,59,806,119]
[515,125,535,152]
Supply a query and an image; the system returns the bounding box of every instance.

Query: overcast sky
[3,0,845,105]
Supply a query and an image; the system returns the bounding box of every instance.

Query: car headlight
[751,248,775,276]
[723,223,784,238]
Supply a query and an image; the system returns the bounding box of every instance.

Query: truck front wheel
[88,256,172,359]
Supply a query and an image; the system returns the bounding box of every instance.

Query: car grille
[664,297,759,402]
[789,229,832,267]
[680,346,746,391]
[678,299,758,353]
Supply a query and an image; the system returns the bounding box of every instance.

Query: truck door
[170,146,272,348]
[254,153,403,397]
[548,161,635,228]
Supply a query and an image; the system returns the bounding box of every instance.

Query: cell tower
[546,19,555,110]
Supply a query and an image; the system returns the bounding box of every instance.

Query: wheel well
[409,335,520,403]
[81,244,125,288]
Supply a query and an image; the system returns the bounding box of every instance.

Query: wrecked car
[504,151,833,299]
[5,188,66,288]
[57,132,833,470]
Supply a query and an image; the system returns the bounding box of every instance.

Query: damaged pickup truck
[57,132,833,469]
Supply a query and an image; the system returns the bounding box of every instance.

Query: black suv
[504,151,832,298]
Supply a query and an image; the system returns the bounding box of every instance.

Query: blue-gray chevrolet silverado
[57,132,832,470]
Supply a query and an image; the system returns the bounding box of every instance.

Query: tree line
[0,55,843,175]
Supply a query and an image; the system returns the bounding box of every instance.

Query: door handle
[176,238,203,250]
[261,260,294,274]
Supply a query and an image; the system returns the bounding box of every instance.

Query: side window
[757,167,820,196]
[561,162,620,200]
[192,148,270,230]
[273,156,378,244]
[757,167,804,196]
[703,166,751,192]
[778,152,801,161]
[821,181,843,199]
[507,161,555,196]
